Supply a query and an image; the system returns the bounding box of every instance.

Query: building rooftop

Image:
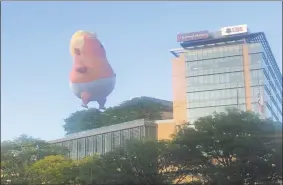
[48,119,170,144]
[170,31,261,57]
[170,31,282,82]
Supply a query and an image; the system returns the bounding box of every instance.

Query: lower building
[48,119,175,160]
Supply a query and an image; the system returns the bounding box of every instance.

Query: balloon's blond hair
[70,30,97,56]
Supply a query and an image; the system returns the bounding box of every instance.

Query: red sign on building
[177,31,210,42]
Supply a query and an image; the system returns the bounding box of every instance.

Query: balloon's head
[69,30,114,83]
[70,31,98,56]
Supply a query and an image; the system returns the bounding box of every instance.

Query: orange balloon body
[69,31,116,109]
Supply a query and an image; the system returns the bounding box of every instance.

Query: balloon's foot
[99,106,106,110]
[81,104,88,109]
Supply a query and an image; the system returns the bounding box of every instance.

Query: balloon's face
[70,35,113,83]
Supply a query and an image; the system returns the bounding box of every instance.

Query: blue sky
[2,2,282,141]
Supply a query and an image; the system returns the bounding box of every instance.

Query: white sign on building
[221,24,248,36]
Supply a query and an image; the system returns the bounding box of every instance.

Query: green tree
[63,97,172,135]
[75,155,108,185]
[95,139,174,185]
[27,155,76,185]
[169,109,282,185]
[1,135,69,184]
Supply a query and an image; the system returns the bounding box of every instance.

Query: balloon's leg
[97,99,106,110]
[81,92,91,109]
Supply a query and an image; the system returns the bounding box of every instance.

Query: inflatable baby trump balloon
[69,30,116,109]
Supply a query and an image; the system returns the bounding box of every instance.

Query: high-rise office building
[170,24,282,124]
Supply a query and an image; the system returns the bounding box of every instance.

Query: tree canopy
[1,135,69,185]
[1,109,281,185]
[63,96,173,135]
[27,155,76,185]
[169,108,282,185]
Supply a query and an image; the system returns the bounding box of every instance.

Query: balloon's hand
[81,92,91,108]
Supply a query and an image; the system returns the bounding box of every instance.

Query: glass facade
[185,43,246,123]
[51,124,157,160]
[185,42,282,123]
[259,51,282,122]
[248,43,282,123]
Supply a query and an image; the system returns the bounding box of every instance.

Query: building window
[130,127,141,140]
[70,140,78,160]
[206,48,213,58]
[96,135,102,155]
[62,141,71,157]
[103,133,112,153]
[249,53,262,70]
[248,43,263,54]
[93,136,97,153]
[112,131,120,150]
[122,129,130,142]
[145,126,157,140]
[197,50,203,60]
[202,49,208,59]
[78,138,85,160]
[140,126,145,139]
[86,136,93,156]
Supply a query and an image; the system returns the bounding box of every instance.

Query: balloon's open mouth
[75,48,81,55]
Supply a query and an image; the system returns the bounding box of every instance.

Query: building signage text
[177,31,210,42]
[221,24,248,36]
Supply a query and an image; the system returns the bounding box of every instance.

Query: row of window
[187,104,247,121]
[188,102,281,123]
[185,43,263,62]
[263,72,282,108]
[185,45,242,61]
[55,126,157,160]
[261,53,282,87]
[186,69,268,92]
[187,82,245,93]
[265,102,282,123]
[186,84,282,122]
[187,88,246,108]
[186,56,244,76]
[264,86,282,113]
[187,71,245,87]
[262,57,282,105]
[248,43,264,54]
[188,98,246,109]
[187,88,246,102]
[187,56,244,70]
[187,66,244,77]
[186,54,265,78]
[186,85,273,108]
[188,102,281,124]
